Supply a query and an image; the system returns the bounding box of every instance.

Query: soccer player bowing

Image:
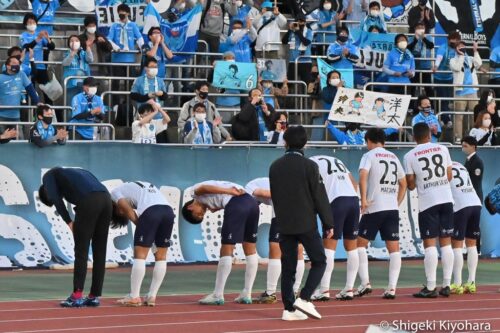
[182,181,260,305]
[356,128,407,299]
[111,181,175,306]
[404,123,454,298]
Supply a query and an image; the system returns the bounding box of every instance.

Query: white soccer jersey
[132,119,167,144]
[404,142,453,211]
[111,181,170,217]
[192,180,245,210]
[310,155,358,202]
[359,147,405,214]
[450,161,482,212]
[245,178,272,206]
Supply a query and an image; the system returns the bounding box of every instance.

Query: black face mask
[418,0,427,6]
[449,42,457,48]
[43,116,53,125]
[167,12,178,22]
[458,48,466,54]
[338,35,348,43]
[198,91,208,99]
[119,13,128,21]
[311,72,319,78]
[10,65,20,73]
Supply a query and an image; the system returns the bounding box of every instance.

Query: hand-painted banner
[213,61,258,91]
[352,29,397,72]
[256,59,286,83]
[328,88,410,128]
[317,58,354,89]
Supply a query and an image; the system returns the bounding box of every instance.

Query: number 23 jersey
[404,142,453,211]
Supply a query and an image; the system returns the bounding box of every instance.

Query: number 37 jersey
[359,147,405,214]
[404,142,453,211]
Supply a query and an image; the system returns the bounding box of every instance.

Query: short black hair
[413,122,430,142]
[461,136,478,147]
[110,203,130,229]
[195,81,209,91]
[36,104,51,118]
[375,97,384,103]
[368,25,380,32]
[84,16,97,27]
[38,185,53,207]
[327,70,341,80]
[417,95,430,107]
[193,102,206,112]
[232,20,244,27]
[248,88,260,97]
[5,56,19,67]
[7,46,22,57]
[23,13,37,26]
[485,196,496,215]
[283,125,307,149]
[395,33,408,44]
[147,26,162,36]
[144,57,158,67]
[369,1,380,9]
[365,128,386,144]
[117,4,131,13]
[336,26,349,36]
[182,199,203,224]
[138,103,154,115]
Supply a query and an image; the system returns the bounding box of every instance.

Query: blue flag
[212,61,257,91]
[317,58,354,90]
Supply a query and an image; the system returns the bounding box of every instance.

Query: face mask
[87,87,98,96]
[235,0,243,7]
[177,2,186,10]
[263,82,273,89]
[370,10,379,17]
[330,78,340,86]
[9,65,20,73]
[43,116,53,125]
[416,29,425,36]
[487,95,494,103]
[147,68,158,77]
[398,41,408,50]
[119,13,128,21]
[195,113,207,122]
[225,59,235,62]
[338,35,348,43]
[87,26,97,34]
[483,119,492,128]
[71,41,81,50]
[323,3,332,10]
[198,91,208,99]
[422,107,433,114]
[263,11,273,18]
[27,24,37,32]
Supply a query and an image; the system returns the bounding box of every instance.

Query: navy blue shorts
[323,196,360,240]
[222,194,260,244]
[358,210,400,241]
[134,205,175,248]
[418,202,454,240]
[452,206,481,241]
[269,217,280,243]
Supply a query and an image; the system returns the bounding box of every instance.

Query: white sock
[319,249,335,292]
[148,260,167,298]
[345,250,359,290]
[266,259,281,294]
[441,245,454,287]
[130,259,146,298]
[214,256,232,298]
[293,259,305,293]
[452,248,463,286]
[388,252,401,291]
[424,247,438,290]
[357,247,369,286]
[467,246,478,283]
[242,254,258,297]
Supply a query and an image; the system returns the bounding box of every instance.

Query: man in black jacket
[232,88,275,141]
[462,136,484,201]
[269,126,334,321]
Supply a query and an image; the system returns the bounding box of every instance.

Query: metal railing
[0,121,115,140]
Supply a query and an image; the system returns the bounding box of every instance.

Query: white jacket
[449,51,482,91]
[253,13,287,52]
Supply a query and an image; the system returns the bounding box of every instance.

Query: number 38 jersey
[310,155,358,203]
[359,147,405,214]
[450,161,481,212]
[404,142,453,211]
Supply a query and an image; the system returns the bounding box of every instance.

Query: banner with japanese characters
[328,88,410,128]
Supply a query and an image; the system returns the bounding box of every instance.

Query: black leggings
[73,192,112,296]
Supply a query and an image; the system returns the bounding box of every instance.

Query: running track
[1,286,499,333]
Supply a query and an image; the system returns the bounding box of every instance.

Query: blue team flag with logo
[317,58,354,89]
[212,61,257,91]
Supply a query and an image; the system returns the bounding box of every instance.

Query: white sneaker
[353,283,372,297]
[311,289,330,301]
[293,298,322,319]
[335,288,354,300]
[199,293,225,305]
[282,310,308,321]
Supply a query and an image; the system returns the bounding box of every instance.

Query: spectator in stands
[258,72,288,110]
[484,98,500,128]
[183,102,222,144]
[407,0,435,33]
[489,45,500,98]
[80,16,113,65]
[253,2,287,59]
[408,21,434,98]
[224,19,256,63]
[327,26,360,71]
[30,0,60,34]
[142,27,174,80]
[29,104,67,147]
[345,0,369,31]
[227,0,259,34]
[470,111,497,146]
[359,1,386,33]
[132,102,170,144]
[411,95,441,143]
[199,0,225,60]
[70,77,105,140]
[383,33,415,95]
[0,56,40,126]
[231,88,275,141]
[7,46,35,77]
[63,35,94,108]
[179,81,231,141]
[0,128,17,144]
[20,13,55,105]
[267,111,288,145]
[282,15,313,83]
[321,70,343,110]
[316,0,345,54]
[308,64,322,109]
[450,41,482,142]
[325,121,365,144]
[433,31,460,126]
[473,89,496,121]
[213,51,242,117]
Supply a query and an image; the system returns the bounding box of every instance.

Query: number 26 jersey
[404,142,454,211]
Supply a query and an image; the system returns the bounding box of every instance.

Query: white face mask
[226,59,235,62]
[370,10,379,17]
[87,87,98,96]
[71,41,81,50]
[177,2,186,10]
[27,24,37,32]
[398,41,408,50]
[195,113,207,121]
[330,78,340,86]
[235,0,243,7]
[416,29,425,36]
[323,3,332,10]
[487,95,494,103]
[483,119,492,128]
[87,26,97,34]
[147,68,158,77]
